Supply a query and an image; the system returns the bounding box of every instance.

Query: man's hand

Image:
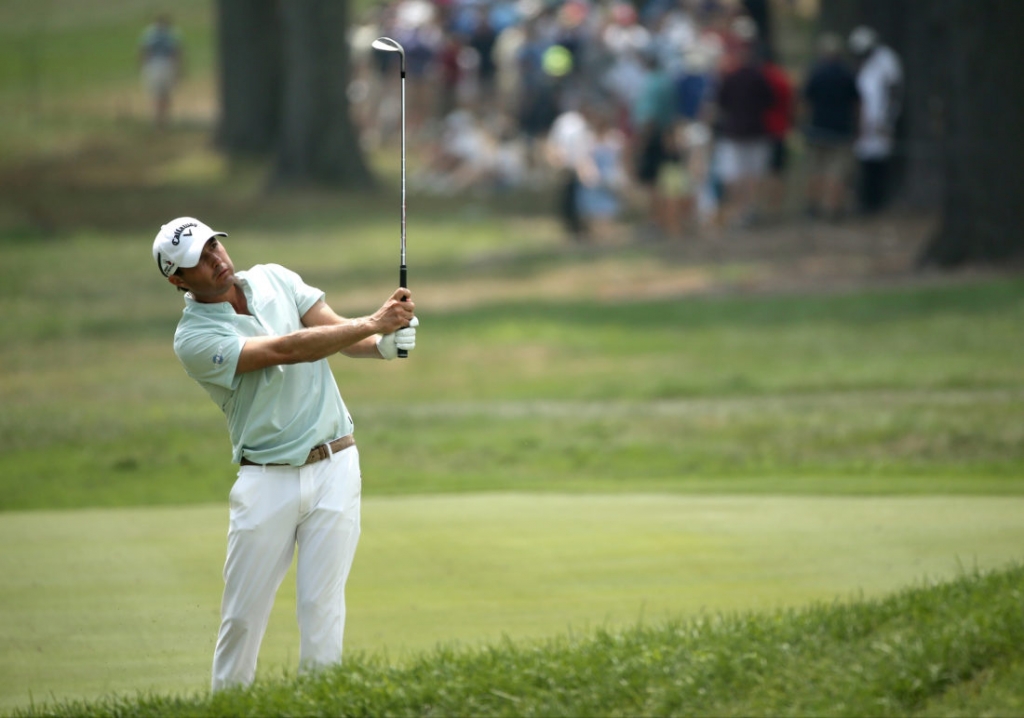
[377,317,419,360]
[371,288,416,335]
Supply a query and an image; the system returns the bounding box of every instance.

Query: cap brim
[178,231,227,269]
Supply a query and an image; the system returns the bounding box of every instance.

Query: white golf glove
[376,316,419,359]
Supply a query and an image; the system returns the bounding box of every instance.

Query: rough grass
[5,496,1024,712]
[13,563,1023,718]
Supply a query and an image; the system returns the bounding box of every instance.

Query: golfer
[153,216,418,692]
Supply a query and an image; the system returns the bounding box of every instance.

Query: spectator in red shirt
[759,46,795,222]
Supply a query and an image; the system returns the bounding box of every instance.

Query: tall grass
[15,563,1023,718]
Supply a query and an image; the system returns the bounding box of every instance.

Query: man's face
[170,237,236,301]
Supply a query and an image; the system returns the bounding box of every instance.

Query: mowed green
[3,495,1023,711]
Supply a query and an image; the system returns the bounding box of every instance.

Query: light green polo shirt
[173,263,353,466]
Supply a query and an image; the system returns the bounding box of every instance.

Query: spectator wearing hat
[848,25,904,214]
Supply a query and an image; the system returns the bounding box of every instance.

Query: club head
[371,36,405,57]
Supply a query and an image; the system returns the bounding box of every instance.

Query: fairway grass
[2,494,1022,712]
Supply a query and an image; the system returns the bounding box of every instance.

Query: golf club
[371,36,409,358]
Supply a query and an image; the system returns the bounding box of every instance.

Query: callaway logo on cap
[152,217,228,278]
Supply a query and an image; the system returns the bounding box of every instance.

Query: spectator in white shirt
[849,25,904,214]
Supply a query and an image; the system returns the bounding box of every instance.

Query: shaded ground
[0,123,1015,309]
[402,208,1016,313]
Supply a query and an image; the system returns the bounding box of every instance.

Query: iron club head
[371,37,406,68]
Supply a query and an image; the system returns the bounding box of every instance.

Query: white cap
[848,26,878,54]
[152,217,227,278]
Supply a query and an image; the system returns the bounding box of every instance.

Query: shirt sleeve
[174,329,245,391]
[264,263,325,316]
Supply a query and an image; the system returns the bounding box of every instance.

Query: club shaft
[398,61,408,358]
[400,65,406,271]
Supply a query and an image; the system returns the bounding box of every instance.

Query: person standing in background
[802,33,860,221]
[759,46,795,223]
[546,99,595,242]
[712,20,773,229]
[848,25,904,214]
[576,103,628,241]
[138,13,183,129]
[630,47,679,239]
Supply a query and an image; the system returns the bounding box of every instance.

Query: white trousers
[211,444,361,693]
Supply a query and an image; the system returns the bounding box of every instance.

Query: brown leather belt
[240,434,355,467]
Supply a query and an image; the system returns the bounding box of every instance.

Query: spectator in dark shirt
[468,7,499,107]
[713,23,774,228]
[802,33,861,220]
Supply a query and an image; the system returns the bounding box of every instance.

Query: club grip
[398,265,408,358]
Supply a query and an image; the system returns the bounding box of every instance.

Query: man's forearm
[281,320,378,362]
[341,335,385,359]
[237,319,378,374]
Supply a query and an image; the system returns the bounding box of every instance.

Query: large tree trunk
[273,0,373,188]
[215,0,283,155]
[919,0,1024,266]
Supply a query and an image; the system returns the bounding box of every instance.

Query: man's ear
[168,274,189,292]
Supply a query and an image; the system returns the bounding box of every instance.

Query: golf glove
[377,316,418,359]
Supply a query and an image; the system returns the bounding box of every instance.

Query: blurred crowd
[347,0,903,242]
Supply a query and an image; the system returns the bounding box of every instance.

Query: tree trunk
[273,0,373,188]
[215,0,283,155]
[919,0,1024,266]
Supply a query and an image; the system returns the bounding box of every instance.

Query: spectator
[138,13,182,129]
[849,25,904,214]
[601,1,651,129]
[493,12,527,116]
[630,48,679,239]
[467,6,499,108]
[545,99,595,241]
[516,17,560,166]
[672,44,718,228]
[675,46,715,123]
[759,46,795,222]
[680,119,715,231]
[801,32,860,221]
[712,20,773,228]
[576,103,629,241]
